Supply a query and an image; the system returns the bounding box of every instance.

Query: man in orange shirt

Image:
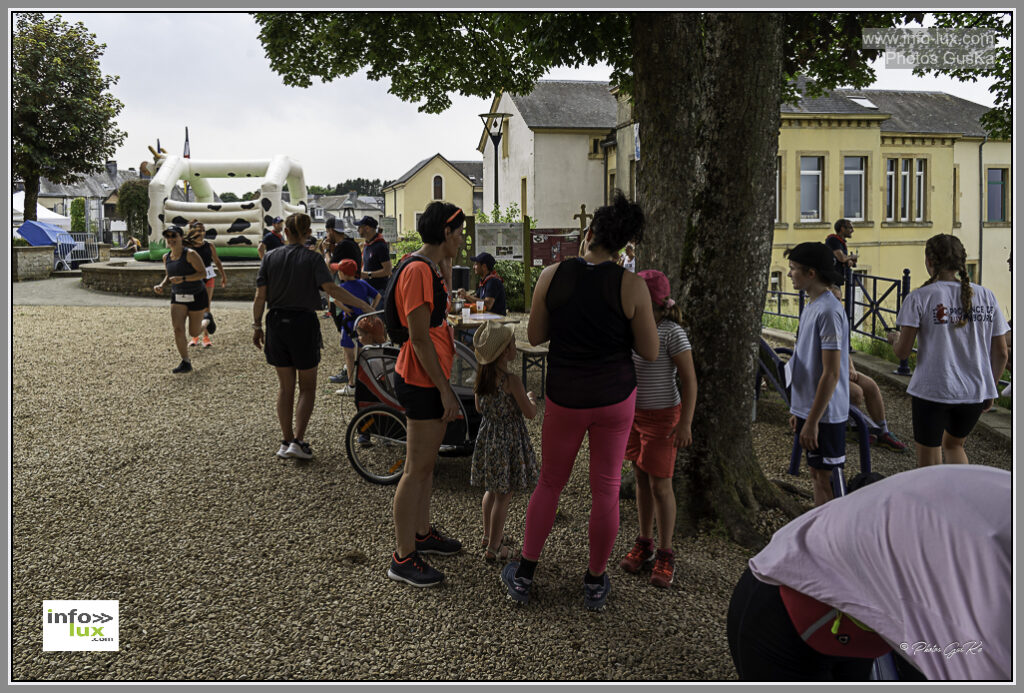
[386,202,466,588]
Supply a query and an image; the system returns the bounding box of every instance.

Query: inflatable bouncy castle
[136,151,307,261]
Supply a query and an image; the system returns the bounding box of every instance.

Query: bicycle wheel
[346,404,407,484]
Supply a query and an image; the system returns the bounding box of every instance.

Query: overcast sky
[55,11,1000,197]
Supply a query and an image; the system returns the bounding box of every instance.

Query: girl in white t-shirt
[618,270,697,589]
[888,234,1009,467]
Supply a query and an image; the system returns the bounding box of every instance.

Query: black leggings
[727,568,875,681]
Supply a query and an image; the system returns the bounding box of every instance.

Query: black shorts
[394,372,445,420]
[793,419,846,470]
[170,290,210,312]
[911,397,985,447]
[264,309,322,370]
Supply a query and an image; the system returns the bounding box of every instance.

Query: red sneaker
[619,537,655,573]
[650,549,674,588]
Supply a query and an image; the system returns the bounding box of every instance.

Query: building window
[915,159,927,221]
[589,137,603,160]
[987,168,1008,222]
[843,156,866,221]
[433,175,443,200]
[769,270,782,293]
[313,207,324,220]
[800,156,823,222]
[885,158,897,221]
[899,158,911,221]
[966,261,978,282]
[608,172,616,204]
[774,156,781,223]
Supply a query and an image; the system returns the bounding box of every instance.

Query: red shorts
[204,278,215,289]
[624,404,681,478]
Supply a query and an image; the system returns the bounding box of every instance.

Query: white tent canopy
[12,191,72,230]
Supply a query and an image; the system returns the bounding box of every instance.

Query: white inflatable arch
[147,155,307,252]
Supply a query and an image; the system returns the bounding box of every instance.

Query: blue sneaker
[387,551,443,588]
[583,572,611,611]
[501,561,532,604]
[328,369,348,384]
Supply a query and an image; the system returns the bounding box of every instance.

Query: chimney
[105,160,118,178]
[348,190,358,201]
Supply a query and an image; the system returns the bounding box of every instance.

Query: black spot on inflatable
[264,214,274,226]
[227,172,236,177]
[158,213,165,222]
[172,216,189,226]
[194,172,201,177]
[227,219,251,233]
[205,229,217,240]
[241,202,255,210]
[262,198,272,211]
[208,205,222,211]
[227,235,253,245]
[246,173,252,177]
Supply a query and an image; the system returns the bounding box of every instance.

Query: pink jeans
[522,390,637,575]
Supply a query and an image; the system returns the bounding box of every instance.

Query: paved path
[762,326,1013,447]
[12,277,252,307]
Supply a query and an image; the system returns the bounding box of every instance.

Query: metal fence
[54,232,100,270]
[764,266,914,375]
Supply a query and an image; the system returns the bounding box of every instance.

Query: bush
[12,237,30,247]
[496,260,540,312]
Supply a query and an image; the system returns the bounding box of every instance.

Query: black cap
[354,215,378,229]
[786,242,844,286]
[325,216,336,230]
[470,252,496,270]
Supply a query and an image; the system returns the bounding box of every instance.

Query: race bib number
[174,293,195,303]
[205,266,217,279]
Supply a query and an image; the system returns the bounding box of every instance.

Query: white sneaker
[276,440,291,459]
[286,439,313,459]
[335,385,356,396]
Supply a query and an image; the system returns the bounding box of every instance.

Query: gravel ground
[11,305,1012,682]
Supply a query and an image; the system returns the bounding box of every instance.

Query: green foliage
[474,202,537,228]
[495,259,540,312]
[12,237,30,247]
[914,12,1012,140]
[219,191,240,203]
[391,234,421,259]
[116,179,149,240]
[335,178,385,196]
[69,197,86,233]
[241,190,261,201]
[12,13,125,221]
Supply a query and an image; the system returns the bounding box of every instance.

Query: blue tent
[17,220,68,246]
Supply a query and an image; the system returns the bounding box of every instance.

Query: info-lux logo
[42,600,119,651]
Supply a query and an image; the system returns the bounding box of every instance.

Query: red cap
[339,259,359,277]
[637,269,673,308]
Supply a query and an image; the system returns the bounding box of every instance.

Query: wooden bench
[516,341,549,398]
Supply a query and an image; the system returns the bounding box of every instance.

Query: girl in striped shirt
[619,270,697,588]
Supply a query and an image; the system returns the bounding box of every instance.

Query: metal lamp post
[479,112,512,212]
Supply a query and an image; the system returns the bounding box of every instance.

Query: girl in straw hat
[471,320,539,562]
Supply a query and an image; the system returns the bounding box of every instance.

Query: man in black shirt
[324,216,364,383]
[357,215,392,292]
[258,216,285,259]
[825,218,857,286]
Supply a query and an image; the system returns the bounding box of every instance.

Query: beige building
[382,154,481,235]
[607,84,1012,318]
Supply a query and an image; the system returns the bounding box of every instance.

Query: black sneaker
[583,572,611,611]
[387,551,443,587]
[172,360,193,374]
[328,369,349,384]
[415,525,462,555]
[501,561,532,604]
[203,311,217,335]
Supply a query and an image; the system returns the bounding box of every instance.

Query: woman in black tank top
[185,221,225,348]
[152,225,212,373]
[500,193,660,609]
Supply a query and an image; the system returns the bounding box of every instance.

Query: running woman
[152,225,211,373]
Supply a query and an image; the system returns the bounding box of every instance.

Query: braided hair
[923,234,972,329]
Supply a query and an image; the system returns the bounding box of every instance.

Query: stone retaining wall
[110,248,139,258]
[13,246,54,281]
[81,260,260,299]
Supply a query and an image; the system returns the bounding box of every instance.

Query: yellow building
[609,85,1012,318]
[382,154,482,235]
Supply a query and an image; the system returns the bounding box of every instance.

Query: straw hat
[473,321,515,365]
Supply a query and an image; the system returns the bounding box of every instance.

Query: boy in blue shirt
[784,242,849,506]
[330,258,381,395]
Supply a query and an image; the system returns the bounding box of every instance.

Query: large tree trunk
[22,174,40,222]
[632,12,801,549]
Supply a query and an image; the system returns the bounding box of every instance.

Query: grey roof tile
[510,80,616,130]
